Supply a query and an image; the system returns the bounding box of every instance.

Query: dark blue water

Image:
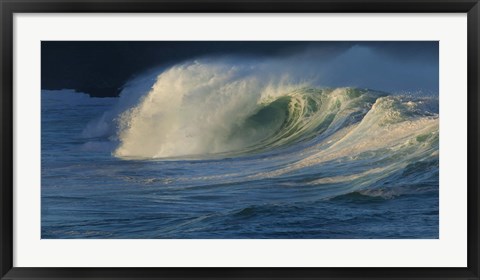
[41,89,439,239]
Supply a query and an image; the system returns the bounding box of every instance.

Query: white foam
[113,59,306,158]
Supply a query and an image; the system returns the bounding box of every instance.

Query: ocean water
[41,60,439,239]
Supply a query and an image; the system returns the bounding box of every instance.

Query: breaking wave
[105,60,438,163]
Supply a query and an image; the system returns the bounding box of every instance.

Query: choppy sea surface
[41,61,439,239]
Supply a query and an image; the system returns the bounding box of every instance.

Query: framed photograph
[1,0,479,279]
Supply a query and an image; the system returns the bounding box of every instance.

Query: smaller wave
[331,182,438,201]
[42,89,116,106]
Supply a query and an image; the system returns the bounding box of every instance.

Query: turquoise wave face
[224,88,383,155]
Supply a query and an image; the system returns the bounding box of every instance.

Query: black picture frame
[1,1,479,279]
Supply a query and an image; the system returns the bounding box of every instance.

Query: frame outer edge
[1,1,480,280]
[468,1,480,279]
[0,0,477,13]
[0,1,14,280]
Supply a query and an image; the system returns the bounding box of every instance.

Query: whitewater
[41,56,439,239]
